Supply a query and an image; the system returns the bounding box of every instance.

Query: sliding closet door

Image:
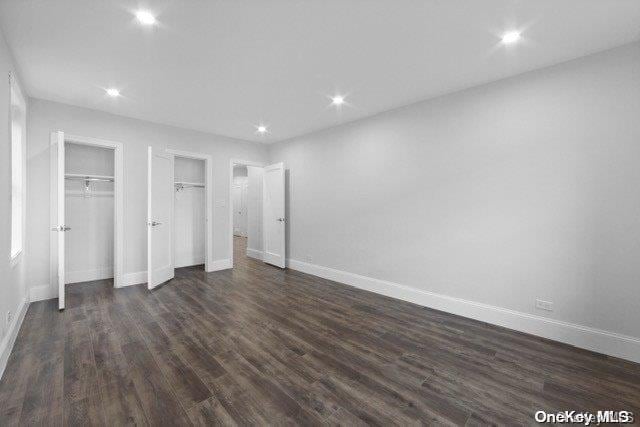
[147,147,174,289]
[50,131,67,309]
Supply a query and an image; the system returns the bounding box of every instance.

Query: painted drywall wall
[27,99,267,297]
[174,157,205,268]
[64,143,115,283]
[269,42,640,342]
[0,29,29,376]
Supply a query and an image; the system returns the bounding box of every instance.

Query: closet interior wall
[65,143,115,284]
[174,156,205,268]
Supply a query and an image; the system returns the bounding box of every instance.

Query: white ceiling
[1,0,639,143]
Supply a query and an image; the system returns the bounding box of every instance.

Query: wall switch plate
[535,299,554,312]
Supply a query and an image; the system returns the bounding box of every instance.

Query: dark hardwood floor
[1,236,639,425]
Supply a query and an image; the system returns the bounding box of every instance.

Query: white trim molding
[30,284,56,302]
[246,248,263,261]
[66,267,114,284]
[209,259,232,272]
[121,271,147,287]
[0,296,29,379]
[287,259,640,363]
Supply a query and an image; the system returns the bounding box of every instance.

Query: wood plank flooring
[1,236,640,425]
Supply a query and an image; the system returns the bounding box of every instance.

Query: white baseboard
[246,248,263,261]
[175,257,206,269]
[208,259,232,272]
[121,271,147,287]
[0,296,29,380]
[287,259,640,363]
[66,267,113,284]
[30,284,56,302]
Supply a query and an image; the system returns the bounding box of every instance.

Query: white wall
[0,29,28,376]
[65,143,115,283]
[174,157,205,268]
[268,43,640,358]
[27,99,267,297]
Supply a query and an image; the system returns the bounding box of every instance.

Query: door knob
[148,221,162,227]
[277,218,285,222]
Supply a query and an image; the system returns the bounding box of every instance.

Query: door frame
[167,149,213,272]
[49,132,125,307]
[229,159,263,268]
[232,181,248,237]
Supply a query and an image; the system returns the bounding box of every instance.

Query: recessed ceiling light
[257,125,267,133]
[331,95,345,106]
[501,31,521,44]
[136,10,156,25]
[106,88,120,97]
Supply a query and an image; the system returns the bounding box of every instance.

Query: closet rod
[175,182,205,191]
[65,173,114,183]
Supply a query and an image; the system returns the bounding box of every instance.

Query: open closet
[173,156,206,268]
[64,142,115,284]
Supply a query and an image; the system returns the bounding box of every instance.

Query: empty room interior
[1,1,640,425]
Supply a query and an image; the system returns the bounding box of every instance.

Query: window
[10,73,25,261]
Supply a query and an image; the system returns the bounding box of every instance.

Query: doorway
[229,160,263,267]
[229,160,286,269]
[147,148,213,289]
[50,132,124,310]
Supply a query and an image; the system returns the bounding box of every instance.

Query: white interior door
[233,184,248,237]
[51,131,68,309]
[147,147,174,289]
[232,185,242,236]
[263,162,286,268]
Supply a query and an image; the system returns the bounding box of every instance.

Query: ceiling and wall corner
[0,0,638,143]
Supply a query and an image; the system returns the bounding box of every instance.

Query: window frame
[9,72,26,265]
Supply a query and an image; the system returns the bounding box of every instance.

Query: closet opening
[64,142,115,286]
[173,155,206,272]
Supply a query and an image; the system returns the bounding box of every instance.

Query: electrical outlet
[535,299,553,312]
[6,311,12,326]
[305,254,313,262]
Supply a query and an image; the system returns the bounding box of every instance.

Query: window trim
[9,71,26,265]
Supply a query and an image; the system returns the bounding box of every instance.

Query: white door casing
[262,162,286,268]
[147,146,174,289]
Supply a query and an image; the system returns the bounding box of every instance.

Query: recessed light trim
[501,31,521,44]
[257,125,267,133]
[106,88,120,97]
[331,95,345,106]
[136,10,156,25]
